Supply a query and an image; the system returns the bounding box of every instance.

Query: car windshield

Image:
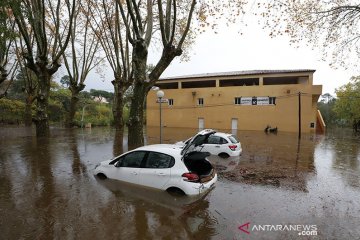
[228,135,239,143]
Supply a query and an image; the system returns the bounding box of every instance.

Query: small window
[269,97,276,105]
[235,97,241,105]
[310,122,315,128]
[198,98,204,106]
[144,152,175,168]
[168,99,174,106]
[117,151,146,168]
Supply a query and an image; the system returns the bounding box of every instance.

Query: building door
[198,118,204,131]
[231,118,238,135]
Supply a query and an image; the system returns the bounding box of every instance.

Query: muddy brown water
[0,126,359,239]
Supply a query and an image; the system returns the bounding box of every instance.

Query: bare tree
[61,2,103,128]
[115,0,247,147]
[10,0,75,136]
[258,1,360,69]
[0,4,18,98]
[88,0,133,134]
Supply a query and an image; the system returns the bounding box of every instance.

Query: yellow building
[146,70,324,133]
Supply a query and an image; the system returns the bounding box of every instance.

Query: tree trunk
[128,40,148,148]
[65,91,80,128]
[113,129,124,156]
[112,80,125,132]
[0,68,8,99]
[128,82,148,148]
[35,71,51,137]
[24,95,33,126]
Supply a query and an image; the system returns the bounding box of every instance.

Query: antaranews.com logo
[239,222,318,236]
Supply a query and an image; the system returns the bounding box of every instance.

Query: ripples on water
[0,126,359,239]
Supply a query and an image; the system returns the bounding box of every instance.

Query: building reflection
[221,131,319,192]
[146,126,198,145]
[147,127,319,192]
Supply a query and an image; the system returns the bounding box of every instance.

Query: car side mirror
[115,161,122,167]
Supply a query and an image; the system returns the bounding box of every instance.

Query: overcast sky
[84,9,357,96]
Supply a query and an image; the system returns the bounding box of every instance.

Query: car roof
[135,144,182,156]
[213,132,232,138]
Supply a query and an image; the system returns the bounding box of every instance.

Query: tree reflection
[69,130,86,176]
[18,137,56,239]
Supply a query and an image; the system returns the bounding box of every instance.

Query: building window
[263,77,299,85]
[269,97,276,105]
[156,82,178,89]
[168,99,174,106]
[234,97,241,105]
[182,80,216,89]
[198,98,204,106]
[220,78,259,87]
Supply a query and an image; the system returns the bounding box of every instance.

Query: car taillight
[182,173,199,182]
[229,144,237,151]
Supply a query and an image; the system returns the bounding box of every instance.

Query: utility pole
[298,92,301,139]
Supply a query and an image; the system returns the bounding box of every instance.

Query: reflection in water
[70,130,87,176]
[96,178,216,239]
[1,127,360,239]
[327,129,360,188]
[146,127,318,192]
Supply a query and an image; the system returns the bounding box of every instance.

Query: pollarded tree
[61,2,104,128]
[116,0,247,147]
[12,36,39,126]
[88,0,134,133]
[10,0,75,136]
[258,1,360,69]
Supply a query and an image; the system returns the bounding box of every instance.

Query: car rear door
[139,151,173,190]
[219,137,231,154]
[112,151,147,185]
[202,135,222,155]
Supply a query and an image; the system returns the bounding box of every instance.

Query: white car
[94,130,218,196]
[176,130,242,158]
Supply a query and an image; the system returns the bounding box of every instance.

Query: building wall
[146,72,322,133]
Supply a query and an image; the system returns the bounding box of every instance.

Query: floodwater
[0,126,359,239]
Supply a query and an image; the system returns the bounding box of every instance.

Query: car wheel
[166,187,186,196]
[96,173,107,179]
[218,152,230,158]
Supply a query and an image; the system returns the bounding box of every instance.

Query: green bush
[0,99,25,124]
[74,103,113,126]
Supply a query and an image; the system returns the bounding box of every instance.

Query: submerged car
[176,130,242,158]
[94,129,218,196]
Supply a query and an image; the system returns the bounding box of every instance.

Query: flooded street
[1,126,360,239]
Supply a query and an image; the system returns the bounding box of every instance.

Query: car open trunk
[183,152,215,183]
